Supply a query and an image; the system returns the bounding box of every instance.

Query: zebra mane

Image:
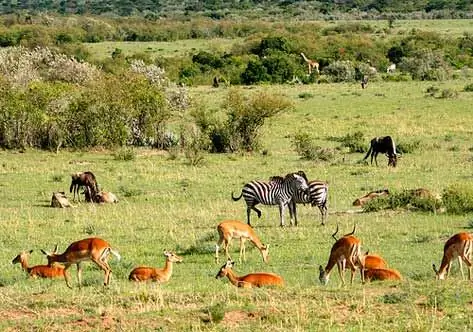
[269,176,284,183]
[295,170,308,182]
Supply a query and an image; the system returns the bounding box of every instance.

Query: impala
[41,237,120,288]
[319,226,364,285]
[433,232,473,280]
[365,268,402,282]
[215,220,269,264]
[129,250,183,283]
[12,250,66,279]
[215,259,284,288]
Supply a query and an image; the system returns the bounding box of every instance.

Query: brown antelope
[433,232,473,280]
[215,259,284,288]
[359,251,388,279]
[129,251,183,283]
[41,237,120,288]
[12,250,66,279]
[319,225,364,285]
[215,220,269,264]
[365,268,402,282]
[95,191,119,203]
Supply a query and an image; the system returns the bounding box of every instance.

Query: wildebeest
[361,75,369,89]
[70,171,98,202]
[363,136,398,167]
[353,189,390,207]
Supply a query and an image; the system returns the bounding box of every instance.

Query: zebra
[231,172,310,227]
[289,180,329,226]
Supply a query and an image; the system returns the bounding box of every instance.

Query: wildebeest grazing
[70,171,98,202]
[363,136,398,167]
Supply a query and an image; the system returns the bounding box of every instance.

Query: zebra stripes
[232,172,309,227]
[289,180,329,225]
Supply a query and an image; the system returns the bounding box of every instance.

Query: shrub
[253,36,293,57]
[322,60,356,82]
[328,131,366,153]
[442,184,473,214]
[113,147,136,161]
[241,58,269,84]
[396,140,421,153]
[399,49,451,81]
[464,83,473,92]
[363,190,442,213]
[293,133,336,161]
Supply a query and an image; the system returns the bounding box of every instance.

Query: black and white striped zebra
[289,180,328,226]
[231,172,309,227]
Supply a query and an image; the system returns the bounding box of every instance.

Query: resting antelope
[129,251,183,283]
[41,237,121,288]
[433,232,473,280]
[12,250,66,280]
[365,268,402,282]
[216,259,284,288]
[95,191,119,203]
[319,225,364,285]
[215,220,269,264]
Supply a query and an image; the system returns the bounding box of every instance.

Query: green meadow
[2,79,473,330]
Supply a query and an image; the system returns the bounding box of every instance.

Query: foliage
[363,190,442,212]
[113,147,136,161]
[442,184,473,214]
[322,60,356,82]
[222,89,293,152]
[293,132,336,161]
[329,131,366,153]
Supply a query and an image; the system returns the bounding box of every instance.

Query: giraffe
[300,53,319,75]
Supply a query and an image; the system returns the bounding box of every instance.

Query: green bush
[322,60,356,82]
[328,131,366,153]
[442,184,473,214]
[293,133,336,161]
[113,147,136,161]
[363,190,442,213]
[396,140,421,153]
[464,83,473,92]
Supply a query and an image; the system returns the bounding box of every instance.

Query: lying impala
[215,259,284,288]
[41,237,121,288]
[319,225,364,285]
[129,250,183,283]
[365,268,402,282]
[215,220,269,264]
[12,250,66,279]
[433,232,473,280]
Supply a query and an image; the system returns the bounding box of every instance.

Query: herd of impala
[11,171,473,289]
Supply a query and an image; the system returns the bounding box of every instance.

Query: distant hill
[2,0,472,18]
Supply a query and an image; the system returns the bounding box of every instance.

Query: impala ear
[28,249,34,254]
[432,263,438,273]
[53,244,58,254]
[40,249,49,256]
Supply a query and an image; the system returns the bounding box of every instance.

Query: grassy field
[2,80,473,331]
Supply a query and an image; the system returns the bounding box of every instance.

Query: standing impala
[12,250,66,280]
[41,237,121,288]
[433,232,473,280]
[129,250,183,283]
[215,220,269,264]
[215,259,284,288]
[319,226,364,285]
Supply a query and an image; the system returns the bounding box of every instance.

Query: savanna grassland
[2,79,473,331]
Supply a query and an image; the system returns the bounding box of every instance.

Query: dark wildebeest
[363,136,398,167]
[70,171,98,202]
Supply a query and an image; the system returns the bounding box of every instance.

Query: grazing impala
[129,251,183,283]
[12,250,66,279]
[365,268,402,282]
[215,220,269,264]
[215,259,284,288]
[433,232,473,280]
[319,225,364,285]
[41,237,121,288]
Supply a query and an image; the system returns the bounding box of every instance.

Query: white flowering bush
[0,46,99,88]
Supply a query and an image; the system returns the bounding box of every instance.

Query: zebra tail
[231,191,243,201]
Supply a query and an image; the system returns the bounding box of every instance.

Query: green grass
[84,38,243,61]
[2,80,473,330]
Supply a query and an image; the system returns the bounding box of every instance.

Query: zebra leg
[278,203,286,227]
[319,205,327,225]
[288,200,297,226]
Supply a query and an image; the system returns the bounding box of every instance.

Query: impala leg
[224,239,232,262]
[215,237,224,263]
[76,262,82,288]
[240,238,247,263]
[337,261,345,286]
[64,264,73,289]
[92,258,111,286]
[462,254,473,280]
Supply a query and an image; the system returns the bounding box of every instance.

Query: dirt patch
[222,310,258,328]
